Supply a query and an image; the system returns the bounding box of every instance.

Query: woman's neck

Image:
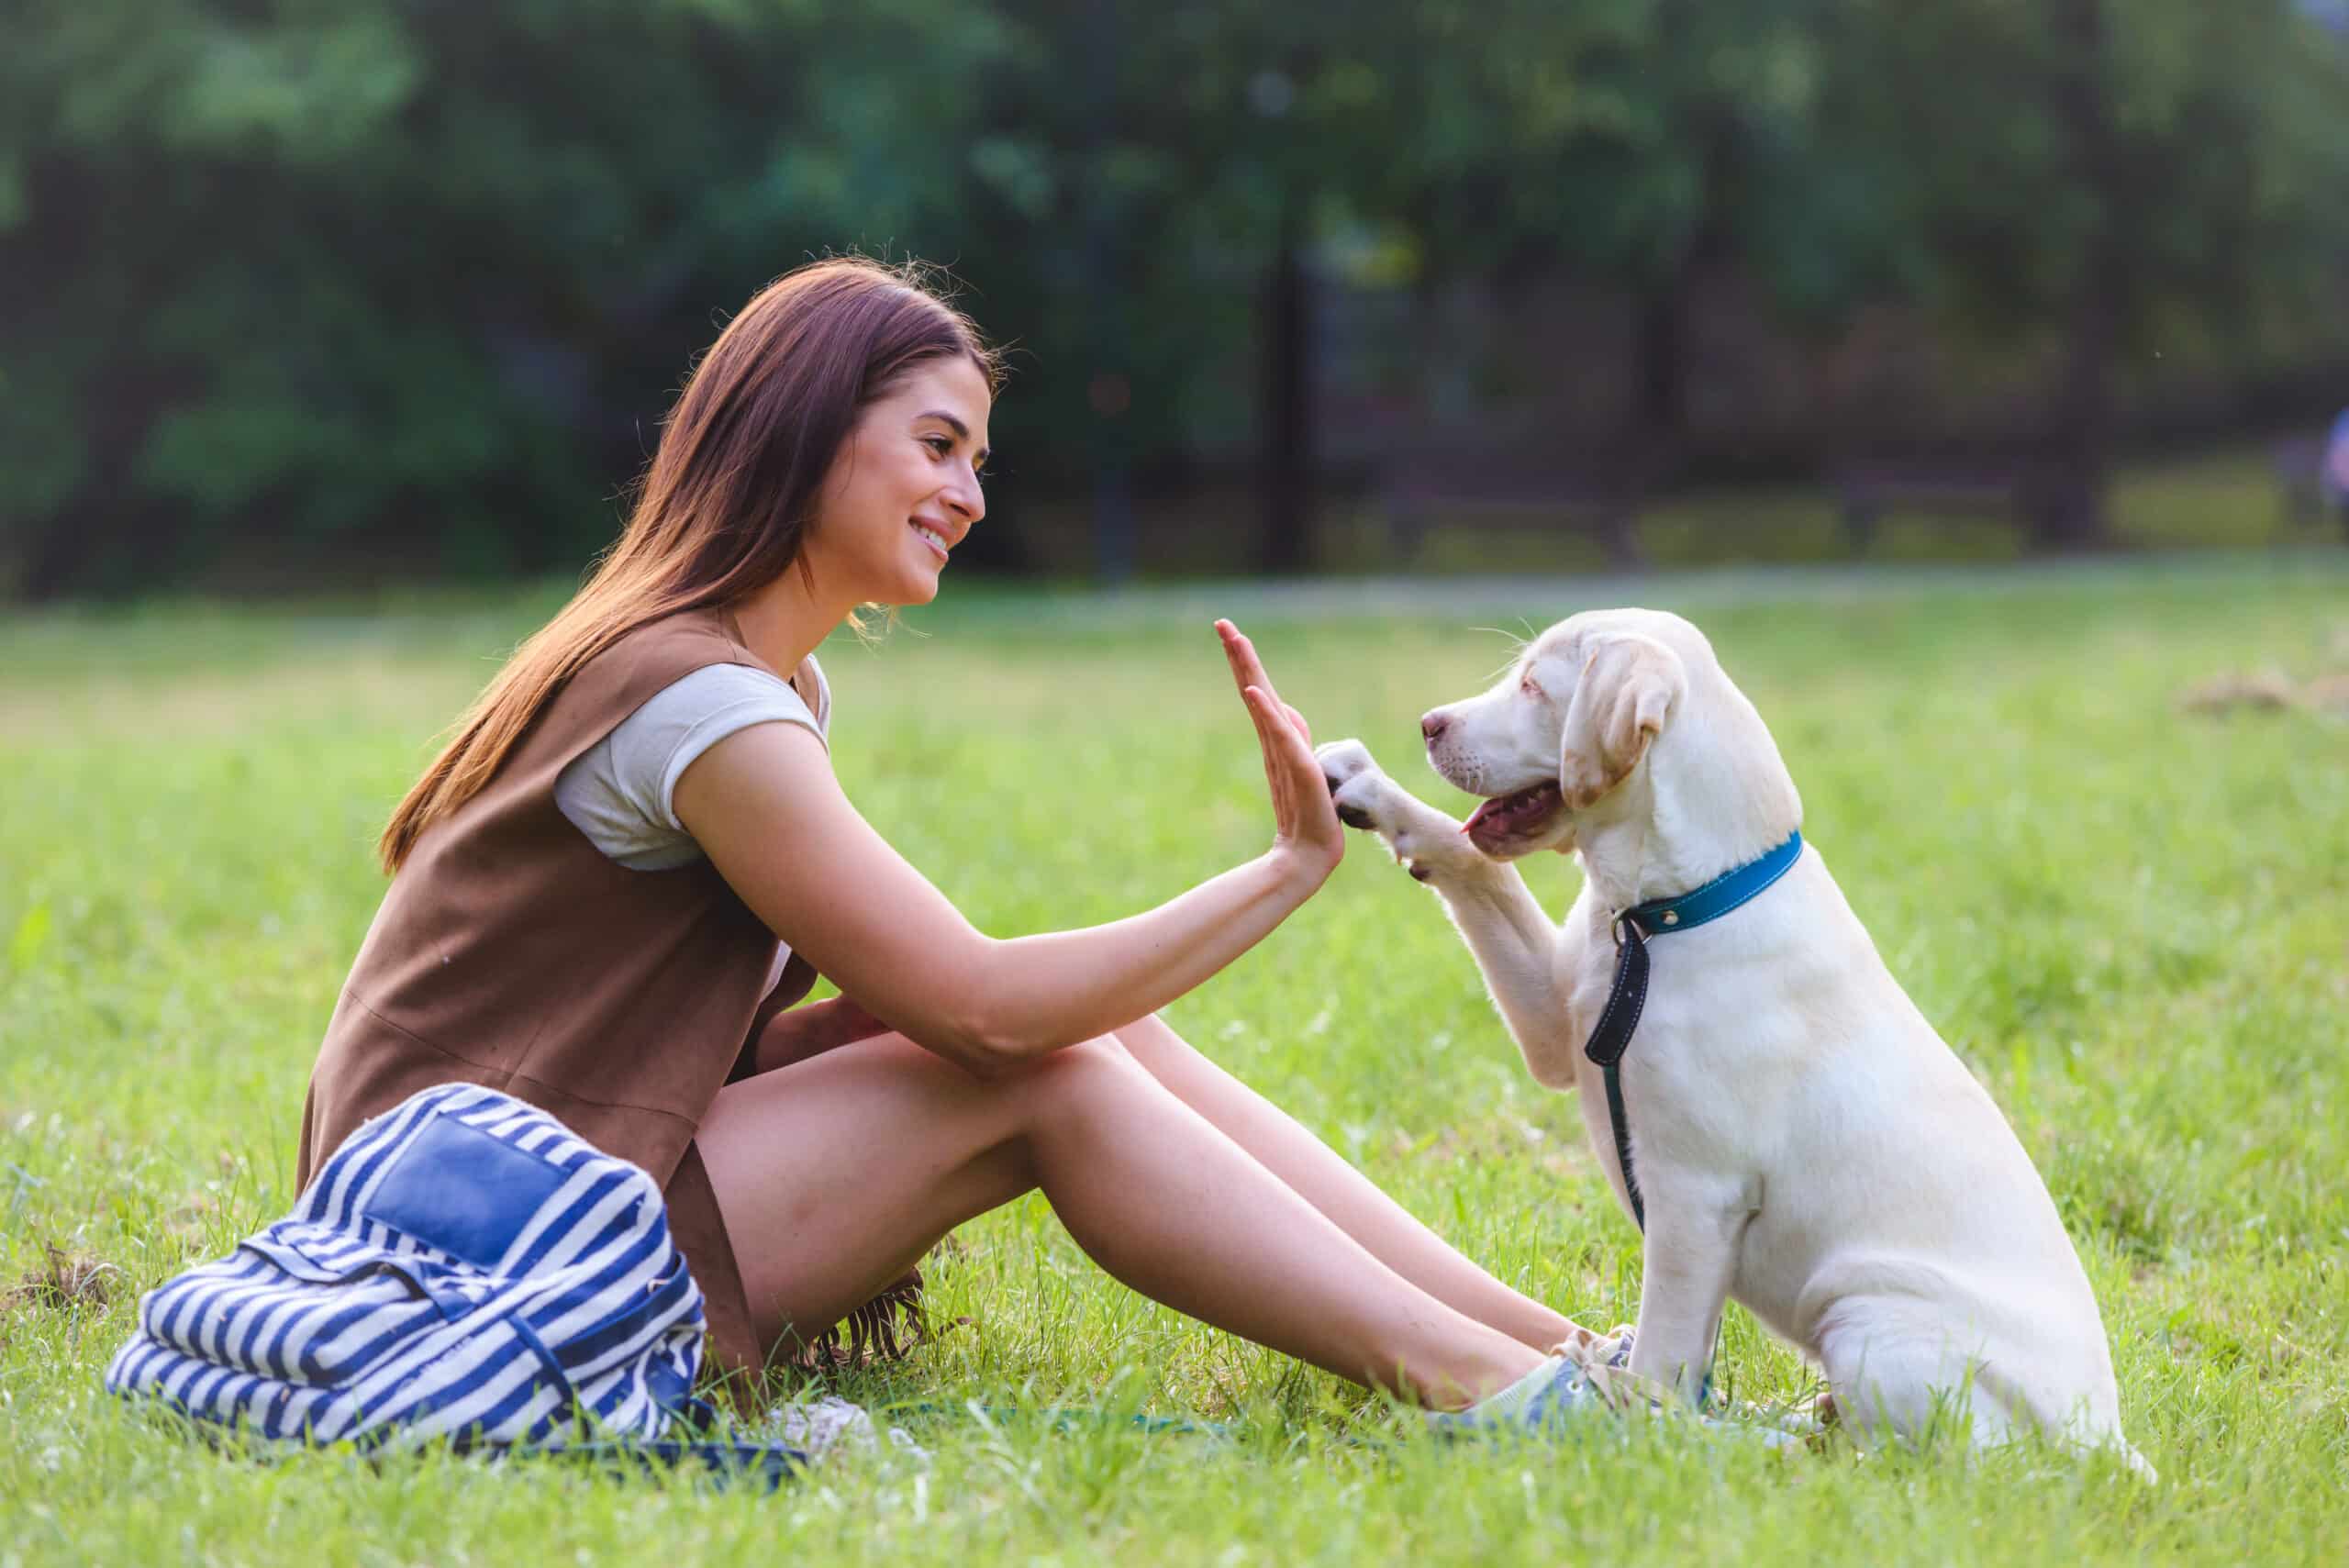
[729,572,847,675]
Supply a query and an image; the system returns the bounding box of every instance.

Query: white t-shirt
[554,657,830,871]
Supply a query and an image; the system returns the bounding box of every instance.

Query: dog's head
[1420,608,1797,863]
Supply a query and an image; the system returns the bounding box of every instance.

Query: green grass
[5,554,2348,1564]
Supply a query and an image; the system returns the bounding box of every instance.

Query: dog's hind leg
[1813,1297,2026,1451]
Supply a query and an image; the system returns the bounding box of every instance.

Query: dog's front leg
[1318,740,1581,1081]
[1624,1194,1747,1407]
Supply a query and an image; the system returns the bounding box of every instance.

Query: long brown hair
[379,256,1000,872]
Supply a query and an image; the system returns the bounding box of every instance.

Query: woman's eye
[923,436,953,457]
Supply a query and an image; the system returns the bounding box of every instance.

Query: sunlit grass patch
[4,555,2346,1564]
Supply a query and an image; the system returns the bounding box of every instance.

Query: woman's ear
[1558,633,1687,807]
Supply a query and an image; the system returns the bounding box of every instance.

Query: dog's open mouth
[1463,780,1564,851]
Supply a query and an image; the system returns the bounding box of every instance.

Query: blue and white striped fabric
[105,1084,709,1453]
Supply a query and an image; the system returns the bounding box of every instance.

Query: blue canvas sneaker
[1423,1353,1607,1439]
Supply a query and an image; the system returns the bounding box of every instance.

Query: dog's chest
[1553,910,1775,1195]
[1552,889,1614,1022]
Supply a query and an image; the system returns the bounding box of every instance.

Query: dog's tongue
[1464,782,1562,837]
[1463,797,1512,834]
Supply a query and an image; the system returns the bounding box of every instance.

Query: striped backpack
[105,1084,785,1474]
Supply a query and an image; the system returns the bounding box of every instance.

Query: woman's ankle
[1405,1336,1548,1411]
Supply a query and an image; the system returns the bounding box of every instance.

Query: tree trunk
[2032,0,2119,550]
[1604,274,1693,569]
[1081,0,1133,584]
[1259,215,1314,574]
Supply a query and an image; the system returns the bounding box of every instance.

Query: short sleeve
[555,662,825,869]
[796,653,833,734]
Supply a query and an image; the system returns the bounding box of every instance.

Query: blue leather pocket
[362,1110,570,1271]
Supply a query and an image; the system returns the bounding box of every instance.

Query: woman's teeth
[912,522,949,556]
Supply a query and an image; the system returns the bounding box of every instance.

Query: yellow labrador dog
[1317,607,2147,1473]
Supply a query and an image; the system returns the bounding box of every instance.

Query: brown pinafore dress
[295,607,917,1385]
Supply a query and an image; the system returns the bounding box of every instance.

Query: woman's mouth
[911,520,951,562]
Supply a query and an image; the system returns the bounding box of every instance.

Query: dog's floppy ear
[1557,633,1687,807]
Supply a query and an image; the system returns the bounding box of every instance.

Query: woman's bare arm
[674,622,1343,1078]
[746,995,890,1073]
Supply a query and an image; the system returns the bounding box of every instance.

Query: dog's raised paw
[1317,740,1391,829]
[1316,739,1382,792]
[1331,777,1390,833]
[1317,740,1473,878]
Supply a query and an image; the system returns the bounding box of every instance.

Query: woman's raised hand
[1217,619,1345,887]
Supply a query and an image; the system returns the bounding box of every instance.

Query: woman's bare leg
[695,1030,1543,1407]
[1112,1013,1585,1353]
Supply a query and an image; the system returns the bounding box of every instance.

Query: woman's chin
[892,545,948,605]
[860,562,943,609]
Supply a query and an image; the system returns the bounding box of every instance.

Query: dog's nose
[1421,711,1450,745]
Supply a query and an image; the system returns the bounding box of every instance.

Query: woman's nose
[947,470,985,524]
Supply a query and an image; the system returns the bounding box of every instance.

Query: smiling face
[801,355,993,608]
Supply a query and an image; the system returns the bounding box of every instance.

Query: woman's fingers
[1247,684,1343,851]
[1224,622,1341,871]
[1239,683,1282,763]
[1249,687,1309,768]
[1217,619,1280,706]
[1217,621,1309,740]
[1283,702,1311,748]
[1241,686,1294,796]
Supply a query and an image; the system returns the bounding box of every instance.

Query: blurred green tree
[2,0,2343,593]
[1823,0,2349,546]
[0,0,1011,595]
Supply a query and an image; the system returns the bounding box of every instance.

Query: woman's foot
[1425,1333,1809,1453]
[1423,1353,1600,1436]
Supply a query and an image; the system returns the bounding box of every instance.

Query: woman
[297,256,1591,1421]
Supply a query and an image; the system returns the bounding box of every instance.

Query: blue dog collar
[1620,828,1804,939]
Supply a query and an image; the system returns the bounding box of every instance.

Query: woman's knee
[1110,1012,1185,1062]
[1017,1033,1152,1117]
[1110,1013,1216,1089]
[1041,1032,1140,1080]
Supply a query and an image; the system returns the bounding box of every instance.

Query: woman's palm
[1217,620,1344,873]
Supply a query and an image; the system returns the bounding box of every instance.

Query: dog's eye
[1520,673,1543,698]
